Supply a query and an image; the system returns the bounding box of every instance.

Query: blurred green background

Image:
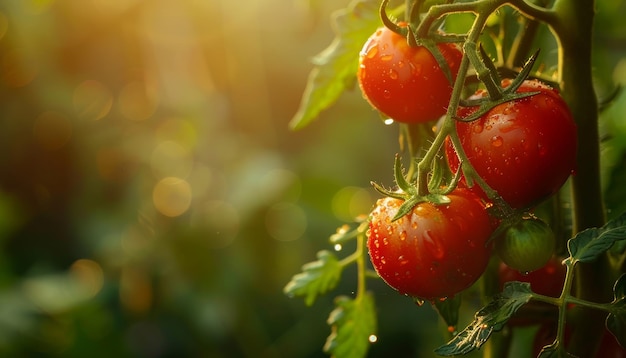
[1,0,626,357]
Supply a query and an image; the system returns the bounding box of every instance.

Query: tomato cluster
[361,26,577,301]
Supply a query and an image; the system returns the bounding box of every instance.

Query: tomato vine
[285,0,626,357]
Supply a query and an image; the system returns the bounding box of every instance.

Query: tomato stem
[549,0,611,356]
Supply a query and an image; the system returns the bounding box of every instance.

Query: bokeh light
[73,80,113,121]
[152,177,192,217]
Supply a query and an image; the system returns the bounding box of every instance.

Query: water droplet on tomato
[411,221,418,229]
[389,68,399,80]
[365,45,378,59]
[472,124,483,133]
[400,230,408,241]
[397,60,405,68]
[383,89,391,99]
[491,136,503,147]
[380,54,393,61]
[398,255,408,265]
[410,62,422,76]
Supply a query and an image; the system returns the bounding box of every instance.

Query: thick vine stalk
[551,0,612,356]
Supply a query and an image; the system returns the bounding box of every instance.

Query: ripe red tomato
[533,321,626,357]
[367,189,493,300]
[357,23,463,123]
[499,256,566,298]
[499,256,565,326]
[495,216,556,273]
[445,79,577,209]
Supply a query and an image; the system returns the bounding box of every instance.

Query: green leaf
[283,250,343,306]
[289,0,381,130]
[433,295,462,329]
[434,282,533,356]
[606,274,626,349]
[324,293,377,358]
[567,211,626,264]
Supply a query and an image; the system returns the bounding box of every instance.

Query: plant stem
[355,231,368,298]
[550,0,611,356]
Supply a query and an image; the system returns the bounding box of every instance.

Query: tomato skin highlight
[366,189,493,300]
[445,79,577,209]
[357,24,463,124]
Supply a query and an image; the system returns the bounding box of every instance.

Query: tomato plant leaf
[434,282,533,356]
[433,294,462,329]
[289,0,381,130]
[283,250,343,306]
[606,274,626,349]
[324,293,377,358]
[567,211,626,264]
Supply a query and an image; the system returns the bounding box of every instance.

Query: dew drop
[383,89,391,99]
[366,45,379,59]
[491,136,503,147]
[368,334,378,343]
[334,244,342,251]
[384,118,394,125]
[472,124,483,134]
[380,54,393,61]
[410,62,422,76]
[389,69,399,79]
[399,230,408,241]
[336,224,350,235]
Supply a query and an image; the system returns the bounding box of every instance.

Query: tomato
[533,321,626,357]
[495,216,555,272]
[367,189,493,300]
[499,256,565,327]
[357,23,463,124]
[445,79,577,209]
[499,256,566,298]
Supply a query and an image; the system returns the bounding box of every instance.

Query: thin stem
[355,231,368,298]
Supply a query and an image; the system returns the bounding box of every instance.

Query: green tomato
[495,216,556,273]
